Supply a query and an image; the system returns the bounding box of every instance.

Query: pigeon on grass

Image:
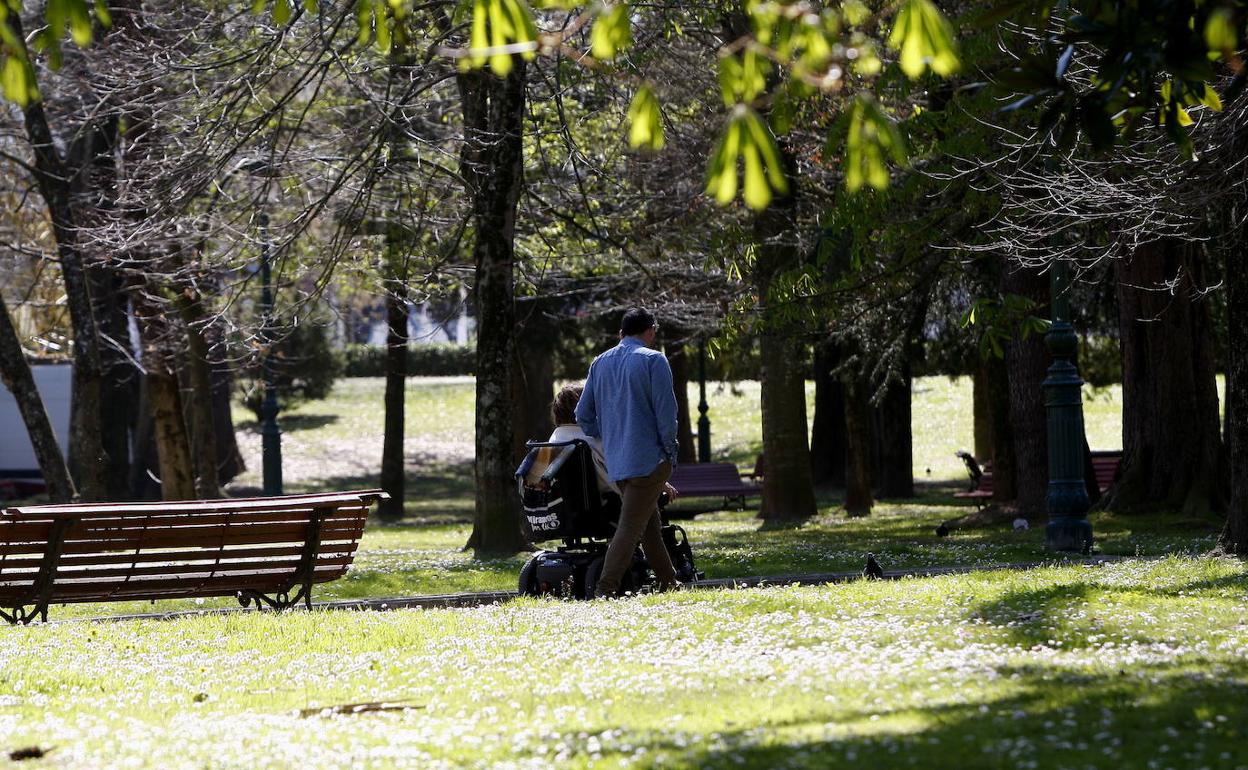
[863,553,885,580]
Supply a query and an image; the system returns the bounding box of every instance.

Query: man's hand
[664,481,680,501]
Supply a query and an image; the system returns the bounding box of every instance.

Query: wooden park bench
[669,462,761,511]
[953,451,1122,507]
[0,489,386,624]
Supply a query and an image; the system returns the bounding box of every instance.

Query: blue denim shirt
[575,337,679,482]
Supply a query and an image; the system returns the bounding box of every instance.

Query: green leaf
[888,0,959,78]
[1205,8,1237,54]
[591,3,631,61]
[842,0,869,27]
[842,96,905,192]
[1201,83,1223,112]
[705,120,742,205]
[1,54,38,107]
[273,0,292,25]
[68,0,92,46]
[252,0,268,14]
[627,86,664,150]
[742,140,770,210]
[374,0,391,52]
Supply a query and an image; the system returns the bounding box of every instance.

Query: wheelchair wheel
[518,555,541,596]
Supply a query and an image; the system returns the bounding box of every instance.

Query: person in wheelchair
[548,383,680,509]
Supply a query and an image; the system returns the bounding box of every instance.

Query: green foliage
[1079,335,1123,388]
[705,106,788,210]
[238,321,343,419]
[626,85,664,150]
[464,0,538,76]
[888,0,960,78]
[961,293,1049,359]
[842,95,906,192]
[340,342,476,377]
[995,0,1243,158]
[590,2,631,61]
[0,0,109,106]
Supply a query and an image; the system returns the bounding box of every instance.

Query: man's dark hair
[620,307,657,337]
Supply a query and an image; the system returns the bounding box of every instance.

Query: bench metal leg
[235,506,327,613]
[0,604,48,625]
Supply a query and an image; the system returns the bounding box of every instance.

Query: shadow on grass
[647,665,1248,769]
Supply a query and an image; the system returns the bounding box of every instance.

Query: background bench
[954,452,1122,507]
[669,462,761,511]
[0,490,386,624]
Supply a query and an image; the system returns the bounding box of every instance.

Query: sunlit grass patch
[4,557,1246,769]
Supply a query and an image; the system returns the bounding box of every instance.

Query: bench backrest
[669,463,757,494]
[0,490,384,606]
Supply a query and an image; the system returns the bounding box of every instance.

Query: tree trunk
[984,352,1017,502]
[378,234,410,522]
[208,324,245,484]
[668,344,697,464]
[511,304,555,462]
[753,135,817,523]
[132,285,196,502]
[176,294,221,499]
[810,341,847,486]
[872,365,915,498]
[0,296,76,502]
[1106,241,1224,516]
[843,375,874,516]
[1003,264,1049,514]
[972,365,993,462]
[1224,242,1248,553]
[459,61,529,556]
[146,367,196,501]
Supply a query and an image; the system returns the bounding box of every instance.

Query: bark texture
[668,345,697,464]
[983,353,1018,503]
[810,342,847,486]
[459,62,529,555]
[872,367,915,498]
[176,293,221,499]
[843,376,874,516]
[0,296,76,502]
[972,366,993,462]
[10,19,108,500]
[753,141,817,522]
[378,232,410,522]
[1225,241,1248,553]
[1003,265,1049,514]
[1106,241,1225,516]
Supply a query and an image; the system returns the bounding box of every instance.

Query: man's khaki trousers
[595,460,678,596]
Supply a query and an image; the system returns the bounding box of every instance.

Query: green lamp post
[1044,260,1092,552]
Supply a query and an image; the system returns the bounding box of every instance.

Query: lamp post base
[1046,516,1093,553]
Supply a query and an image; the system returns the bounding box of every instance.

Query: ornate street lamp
[1044,260,1091,552]
[697,338,711,463]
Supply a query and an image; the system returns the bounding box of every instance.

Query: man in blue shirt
[576,307,680,597]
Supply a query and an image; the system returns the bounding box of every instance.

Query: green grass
[6,376,1238,767]
[4,557,1246,768]
[24,374,1203,621]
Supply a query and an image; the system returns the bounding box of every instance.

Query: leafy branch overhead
[995,0,1248,160]
[2,0,959,207]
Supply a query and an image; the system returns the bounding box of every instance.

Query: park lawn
[229,375,1129,500]
[23,374,1220,620]
[3,556,1246,769]
[38,503,1223,622]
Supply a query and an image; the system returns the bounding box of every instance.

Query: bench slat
[3,490,385,519]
